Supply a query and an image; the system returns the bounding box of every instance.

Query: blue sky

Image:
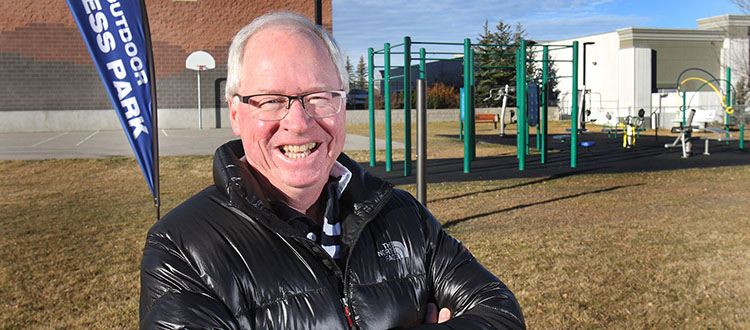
[332,0,742,66]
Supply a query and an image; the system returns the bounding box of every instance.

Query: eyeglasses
[235,90,347,121]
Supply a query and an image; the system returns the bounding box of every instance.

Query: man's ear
[228,96,242,136]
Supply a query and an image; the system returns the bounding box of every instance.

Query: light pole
[582,42,595,130]
[315,0,322,26]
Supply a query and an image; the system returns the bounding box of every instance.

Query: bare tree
[731,0,750,14]
[728,1,750,104]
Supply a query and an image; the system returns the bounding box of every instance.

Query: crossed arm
[412,202,526,330]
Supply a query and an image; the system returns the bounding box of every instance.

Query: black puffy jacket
[139,140,525,329]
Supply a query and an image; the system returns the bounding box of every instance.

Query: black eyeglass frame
[234,90,347,118]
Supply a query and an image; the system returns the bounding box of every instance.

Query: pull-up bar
[367,37,581,175]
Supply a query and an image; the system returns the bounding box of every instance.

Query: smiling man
[228,18,347,221]
[139,12,525,330]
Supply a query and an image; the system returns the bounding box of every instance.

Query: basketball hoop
[185,51,216,130]
[186,51,215,71]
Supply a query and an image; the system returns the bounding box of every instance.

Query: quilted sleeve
[415,200,526,330]
[139,229,242,330]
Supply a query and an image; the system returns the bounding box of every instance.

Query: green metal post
[419,48,426,79]
[515,50,521,161]
[515,48,520,162]
[571,41,579,168]
[521,40,529,157]
[516,46,526,170]
[404,36,412,176]
[367,47,376,167]
[740,124,744,149]
[682,90,686,126]
[541,45,549,164]
[535,47,540,153]
[470,47,476,160]
[726,66,731,143]
[536,117,540,151]
[384,43,392,172]
[463,38,471,173]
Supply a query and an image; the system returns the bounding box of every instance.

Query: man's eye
[307,93,332,103]
[255,97,285,108]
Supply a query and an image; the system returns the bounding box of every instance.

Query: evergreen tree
[345,56,354,88]
[355,56,367,89]
[474,20,512,107]
[533,59,561,106]
[474,19,561,107]
[546,61,561,105]
[474,19,534,107]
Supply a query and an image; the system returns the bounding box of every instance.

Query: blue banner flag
[66,0,157,196]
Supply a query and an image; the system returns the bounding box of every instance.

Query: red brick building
[0,0,332,130]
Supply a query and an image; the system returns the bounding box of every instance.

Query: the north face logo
[377,241,407,261]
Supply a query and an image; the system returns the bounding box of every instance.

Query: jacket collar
[212,140,393,242]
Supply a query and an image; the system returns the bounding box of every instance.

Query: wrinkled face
[229,27,346,198]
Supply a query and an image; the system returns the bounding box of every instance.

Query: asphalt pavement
[2,128,747,188]
[0,128,402,160]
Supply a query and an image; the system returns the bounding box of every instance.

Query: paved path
[0,128,403,160]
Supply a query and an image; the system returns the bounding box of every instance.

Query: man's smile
[279,142,319,159]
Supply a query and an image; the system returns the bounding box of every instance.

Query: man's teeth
[281,142,318,158]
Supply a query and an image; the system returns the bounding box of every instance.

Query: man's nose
[280,98,314,131]
[285,96,306,111]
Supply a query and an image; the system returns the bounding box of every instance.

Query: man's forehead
[240,27,331,72]
[245,25,324,51]
[238,25,338,92]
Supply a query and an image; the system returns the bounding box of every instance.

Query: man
[139,12,524,329]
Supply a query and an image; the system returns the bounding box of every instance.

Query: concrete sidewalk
[0,128,403,160]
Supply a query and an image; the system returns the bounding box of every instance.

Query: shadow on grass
[442,183,643,229]
[430,168,597,203]
[364,132,749,186]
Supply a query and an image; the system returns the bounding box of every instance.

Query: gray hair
[225,12,349,102]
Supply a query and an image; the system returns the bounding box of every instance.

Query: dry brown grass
[1,121,749,328]
[1,157,212,328]
[406,168,750,328]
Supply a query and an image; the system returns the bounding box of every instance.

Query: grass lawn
[1,121,749,328]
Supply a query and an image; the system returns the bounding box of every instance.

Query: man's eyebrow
[250,86,337,95]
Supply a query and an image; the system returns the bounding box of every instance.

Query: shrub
[427,83,459,109]
[371,83,460,109]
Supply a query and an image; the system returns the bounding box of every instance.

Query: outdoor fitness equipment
[675,68,736,136]
[368,38,470,175]
[620,109,645,148]
[664,108,737,157]
[601,112,622,138]
[678,76,735,116]
[668,67,741,157]
[527,81,540,127]
[522,42,581,167]
[665,109,699,158]
[368,37,580,174]
[483,85,516,136]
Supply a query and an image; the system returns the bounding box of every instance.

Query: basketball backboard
[186,51,215,71]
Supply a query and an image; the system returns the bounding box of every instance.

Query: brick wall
[0,0,333,111]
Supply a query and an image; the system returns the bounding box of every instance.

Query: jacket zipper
[342,297,354,328]
[340,188,395,329]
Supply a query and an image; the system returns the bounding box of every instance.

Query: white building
[542,14,750,128]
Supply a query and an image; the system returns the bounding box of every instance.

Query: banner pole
[140,0,161,219]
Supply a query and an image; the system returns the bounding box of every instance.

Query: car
[346,88,368,109]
